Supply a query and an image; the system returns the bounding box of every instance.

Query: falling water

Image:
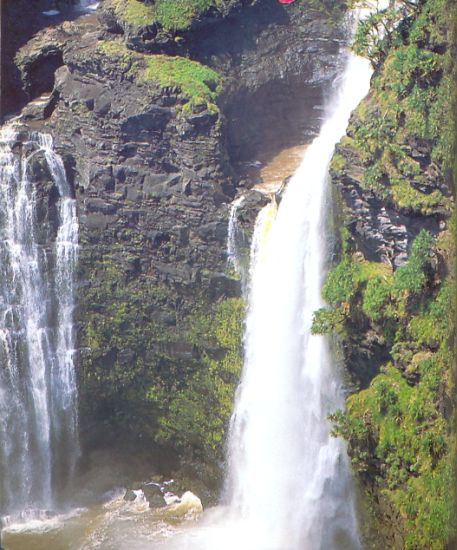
[227,195,250,294]
[223,32,374,550]
[227,196,245,274]
[76,0,100,12]
[0,127,79,517]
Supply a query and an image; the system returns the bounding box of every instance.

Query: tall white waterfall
[0,127,79,516]
[224,41,373,550]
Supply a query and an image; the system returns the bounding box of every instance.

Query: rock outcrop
[325,1,455,546]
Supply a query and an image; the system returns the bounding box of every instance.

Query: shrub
[362,277,392,321]
[311,307,345,335]
[322,257,358,306]
[393,230,434,294]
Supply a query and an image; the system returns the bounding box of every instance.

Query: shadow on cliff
[1,0,84,119]
[189,0,343,162]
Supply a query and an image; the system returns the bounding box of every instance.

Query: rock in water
[158,492,203,521]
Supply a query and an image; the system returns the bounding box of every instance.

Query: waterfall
[0,127,79,516]
[227,195,251,294]
[224,35,373,550]
[227,196,245,276]
[76,0,100,12]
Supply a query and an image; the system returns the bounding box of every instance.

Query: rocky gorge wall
[4,0,346,494]
[4,0,455,544]
[314,0,456,547]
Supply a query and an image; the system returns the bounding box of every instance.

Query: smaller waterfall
[41,134,80,486]
[227,196,245,275]
[76,0,99,12]
[0,127,79,516]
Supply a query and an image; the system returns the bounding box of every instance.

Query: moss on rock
[340,0,454,215]
[107,0,230,31]
[78,248,244,463]
[323,1,456,545]
[97,39,222,110]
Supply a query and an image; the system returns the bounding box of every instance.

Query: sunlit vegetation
[97,40,222,110]
[322,0,456,546]
[332,0,454,214]
[319,225,455,547]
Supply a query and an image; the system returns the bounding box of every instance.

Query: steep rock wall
[318,1,456,547]
[8,0,346,490]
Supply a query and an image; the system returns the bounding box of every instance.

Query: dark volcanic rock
[331,132,450,269]
[192,0,345,160]
[100,0,262,54]
[1,0,80,118]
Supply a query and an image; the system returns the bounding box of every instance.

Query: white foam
[3,508,86,534]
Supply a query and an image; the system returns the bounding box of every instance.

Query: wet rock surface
[192,1,345,160]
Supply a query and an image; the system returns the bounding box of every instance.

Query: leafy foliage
[340,0,454,214]
[393,229,434,293]
[323,227,454,546]
[311,307,345,335]
[322,257,358,307]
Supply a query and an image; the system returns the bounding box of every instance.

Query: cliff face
[318,0,456,547]
[8,0,346,488]
[7,0,454,541]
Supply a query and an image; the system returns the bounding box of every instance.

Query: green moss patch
[152,298,245,457]
[96,40,222,110]
[110,0,156,27]
[79,249,244,461]
[390,181,452,215]
[337,0,454,215]
[141,55,221,109]
[152,0,222,31]
[108,0,225,31]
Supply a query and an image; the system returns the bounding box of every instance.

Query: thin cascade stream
[0,127,79,519]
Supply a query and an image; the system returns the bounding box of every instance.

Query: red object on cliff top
[278,0,295,3]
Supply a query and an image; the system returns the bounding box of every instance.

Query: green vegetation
[320,229,455,548]
[97,40,222,110]
[79,251,244,461]
[152,0,221,31]
[152,298,245,457]
[141,55,221,110]
[323,2,456,545]
[108,0,224,31]
[331,346,453,548]
[311,307,345,335]
[109,0,156,27]
[334,0,454,214]
[324,2,456,545]
[314,229,433,331]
